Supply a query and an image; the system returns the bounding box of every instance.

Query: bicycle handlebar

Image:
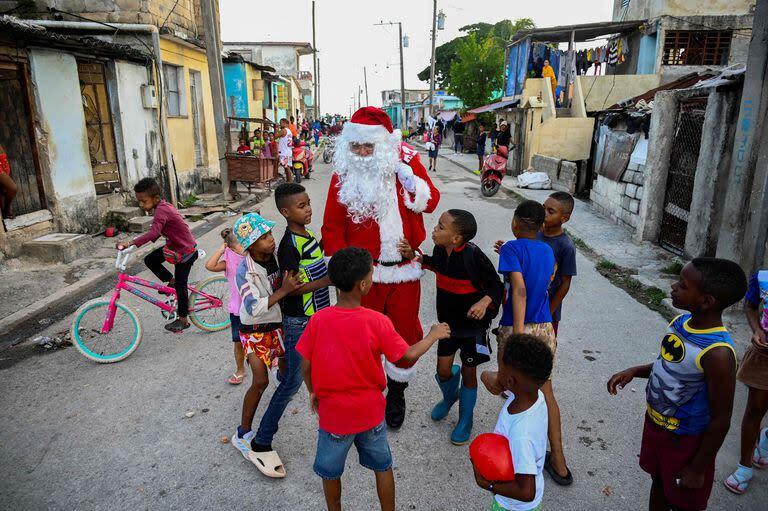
[116,245,136,271]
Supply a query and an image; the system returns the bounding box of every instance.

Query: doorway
[0,63,46,220]
[77,60,121,194]
[189,70,207,168]
[658,98,707,255]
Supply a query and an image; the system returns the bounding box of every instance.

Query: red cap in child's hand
[469,433,516,481]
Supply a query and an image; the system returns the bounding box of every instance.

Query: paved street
[1,155,765,511]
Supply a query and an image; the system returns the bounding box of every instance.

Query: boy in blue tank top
[608,258,747,511]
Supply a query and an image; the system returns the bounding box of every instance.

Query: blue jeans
[254,315,307,445]
[313,421,392,480]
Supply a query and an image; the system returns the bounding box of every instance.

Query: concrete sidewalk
[0,191,267,349]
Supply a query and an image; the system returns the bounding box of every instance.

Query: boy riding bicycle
[117,178,198,333]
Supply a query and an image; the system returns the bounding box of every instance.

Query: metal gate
[658,98,707,255]
[0,64,46,217]
[77,60,121,194]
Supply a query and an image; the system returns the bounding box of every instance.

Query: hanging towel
[608,40,619,66]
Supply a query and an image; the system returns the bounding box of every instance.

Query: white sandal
[247,450,287,478]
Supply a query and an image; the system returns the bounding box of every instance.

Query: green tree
[417,18,534,89]
[446,34,505,109]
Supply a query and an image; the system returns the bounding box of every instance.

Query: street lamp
[429,2,446,117]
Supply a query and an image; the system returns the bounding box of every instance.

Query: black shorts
[437,330,491,367]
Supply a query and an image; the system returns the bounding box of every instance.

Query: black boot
[385,377,408,429]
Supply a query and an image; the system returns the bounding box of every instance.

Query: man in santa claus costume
[322,107,440,428]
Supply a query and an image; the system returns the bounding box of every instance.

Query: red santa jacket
[322,144,440,284]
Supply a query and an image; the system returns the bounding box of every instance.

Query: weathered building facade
[0,1,227,257]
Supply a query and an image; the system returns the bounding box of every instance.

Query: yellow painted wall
[577,75,661,112]
[244,65,264,122]
[159,38,220,178]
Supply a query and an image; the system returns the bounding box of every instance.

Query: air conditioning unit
[141,84,158,109]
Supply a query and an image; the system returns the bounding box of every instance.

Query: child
[473,333,553,511]
[246,183,332,456]
[297,247,450,510]
[277,118,294,182]
[724,269,768,494]
[485,200,572,485]
[475,123,487,174]
[117,178,197,333]
[230,213,304,478]
[608,258,747,511]
[0,143,18,219]
[205,228,246,385]
[403,209,503,445]
[236,138,252,155]
[427,125,442,172]
[537,191,577,485]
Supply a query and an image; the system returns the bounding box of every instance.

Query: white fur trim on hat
[342,122,402,144]
[373,260,424,284]
[402,175,431,214]
[384,359,416,383]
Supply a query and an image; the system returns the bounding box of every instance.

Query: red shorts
[639,415,715,511]
[362,280,423,368]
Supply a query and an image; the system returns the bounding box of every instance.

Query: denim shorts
[313,421,392,480]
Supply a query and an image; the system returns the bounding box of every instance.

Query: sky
[220,0,615,116]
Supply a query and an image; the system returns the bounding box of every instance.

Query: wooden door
[77,60,121,194]
[0,64,46,217]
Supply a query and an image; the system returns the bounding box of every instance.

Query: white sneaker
[232,429,255,459]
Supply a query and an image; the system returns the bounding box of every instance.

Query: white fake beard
[333,133,401,224]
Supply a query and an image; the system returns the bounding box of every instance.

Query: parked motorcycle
[322,136,335,164]
[480,145,509,197]
[292,139,314,183]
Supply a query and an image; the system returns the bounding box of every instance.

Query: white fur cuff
[402,175,431,213]
[384,359,416,383]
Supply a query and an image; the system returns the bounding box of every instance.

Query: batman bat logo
[660,333,685,363]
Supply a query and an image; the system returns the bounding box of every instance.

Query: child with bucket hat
[230,212,305,478]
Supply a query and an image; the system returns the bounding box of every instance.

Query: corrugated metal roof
[468,99,519,114]
[0,16,152,63]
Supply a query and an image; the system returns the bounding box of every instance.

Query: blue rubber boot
[431,365,461,421]
[451,385,477,445]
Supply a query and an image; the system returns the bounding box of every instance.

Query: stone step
[128,215,153,233]
[104,206,143,230]
[21,233,96,264]
[556,108,572,118]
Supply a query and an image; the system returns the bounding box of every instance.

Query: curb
[0,192,268,350]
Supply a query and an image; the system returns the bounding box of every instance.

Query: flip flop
[544,451,573,486]
[247,450,286,478]
[227,374,244,385]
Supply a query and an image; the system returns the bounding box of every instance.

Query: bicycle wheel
[188,276,231,332]
[71,300,142,363]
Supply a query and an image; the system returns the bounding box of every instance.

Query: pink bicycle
[71,246,230,363]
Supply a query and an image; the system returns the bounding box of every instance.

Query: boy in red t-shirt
[297,247,450,510]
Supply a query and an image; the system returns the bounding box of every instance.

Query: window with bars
[662,30,732,66]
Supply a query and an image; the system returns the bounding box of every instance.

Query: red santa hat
[342,106,402,144]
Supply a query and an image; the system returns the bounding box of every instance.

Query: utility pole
[363,66,369,106]
[317,58,321,117]
[358,86,363,109]
[200,0,228,199]
[428,0,437,117]
[312,0,318,120]
[374,21,407,131]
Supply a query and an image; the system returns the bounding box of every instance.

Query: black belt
[375,259,404,267]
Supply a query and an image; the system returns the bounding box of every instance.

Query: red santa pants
[362,279,423,369]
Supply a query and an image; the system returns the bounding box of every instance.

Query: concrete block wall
[531,154,577,194]
[590,161,646,232]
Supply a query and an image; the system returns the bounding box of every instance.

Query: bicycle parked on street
[71,246,230,363]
